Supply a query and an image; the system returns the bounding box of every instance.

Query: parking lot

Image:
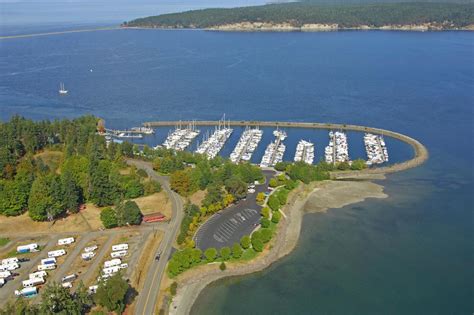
[194,170,274,250]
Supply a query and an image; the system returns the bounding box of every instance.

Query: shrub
[260,218,270,228]
[219,262,226,271]
[232,243,243,259]
[240,235,251,249]
[272,211,281,224]
[252,238,263,252]
[260,228,272,243]
[220,247,231,261]
[204,248,217,262]
[261,207,270,219]
[170,282,178,296]
[268,195,280,211]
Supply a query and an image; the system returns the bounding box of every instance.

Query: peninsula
[124,2,474,31]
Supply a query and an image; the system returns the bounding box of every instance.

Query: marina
[161,122,199,151]
[260,129,287,168]
[196,118,233,159]
[325,131,349,164]
[364,133,389,165]
[294,140,315,164]
[229,127,263,163]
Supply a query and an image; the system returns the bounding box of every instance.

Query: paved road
[194,170,274,250]
[52,234,93,283]
[127,160,184,315]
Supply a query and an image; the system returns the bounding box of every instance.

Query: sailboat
[59,82,68,95]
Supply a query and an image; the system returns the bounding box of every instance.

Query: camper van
[38,264,56,271]
[48,250,66,258]
[111,244,128,251]
[57,237,75,246]
[110,250,127,258]
[22,277,44,288]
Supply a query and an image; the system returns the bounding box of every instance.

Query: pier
[144,120,429,176]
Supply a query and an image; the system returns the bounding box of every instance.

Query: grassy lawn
[0,237,10,247]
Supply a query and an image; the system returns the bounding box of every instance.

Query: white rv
[57,237,75,246]
[111,244,128,251]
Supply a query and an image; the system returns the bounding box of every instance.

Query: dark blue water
[1,30,473,314]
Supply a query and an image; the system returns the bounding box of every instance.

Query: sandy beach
[168,179,387,315]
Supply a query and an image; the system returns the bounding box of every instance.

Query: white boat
[59,82,68,95]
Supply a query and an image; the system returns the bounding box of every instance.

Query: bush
[137,169,148,178]
[219,262,226,271]
[260,218,270,228]
[204,248,218,262]
[260,228,272,243]
[337,161,351,170]
[274,161,290,172]
[170,282,178,296]
[144,180,162,195]
[268,178,279,188]
[240,235,251,249]
[232,243,243,259]
[261,207,270,219]
[256,192,266,204]
[268,195,280,211]
[272,211,281,224]
[351,159,367,170]
[220,247,231,261]
[252,238,263,252]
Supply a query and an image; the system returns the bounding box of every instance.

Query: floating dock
[325,131,349,164]
[196,119,232,159]
[260,130,286,168]
[161,122,199,151]
[230,127,263,163]
[364,133,389,165]
[294,140,314,164]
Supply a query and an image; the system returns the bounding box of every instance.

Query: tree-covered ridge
[0,115,157,221]
[125,2,474,29]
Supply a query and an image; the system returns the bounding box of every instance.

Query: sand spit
[169,180,387,315]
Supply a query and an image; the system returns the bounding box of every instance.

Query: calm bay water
[0,29,473,314]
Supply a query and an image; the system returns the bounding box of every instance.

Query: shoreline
[123,25,474,32]
[169,180,387,315]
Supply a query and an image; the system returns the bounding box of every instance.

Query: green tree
[89,161,118,207]
[261,206,270,219]
[219,262,226,271]
[268,195,280,212]
[269,178,279,188]
[94,273,129,313]
[116,200,142,226]
[170,169,193,196]
[337,161,351,170]
[122,177,144,199]
[40,282,82,314]
[100,207,118,229]
[251,237,263,252]
[272,211,281,224]
[61,170,80,213]
[204,248,217,262]
[232,243,243,259]
[240,235,251,249]
[144,180,161,195]
[260,228,272,243]
[220,247,231,261]
[28,175,61,221]
[224,176,247,199]
[260,218,270,228]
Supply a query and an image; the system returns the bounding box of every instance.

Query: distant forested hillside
[125,2,474,29]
